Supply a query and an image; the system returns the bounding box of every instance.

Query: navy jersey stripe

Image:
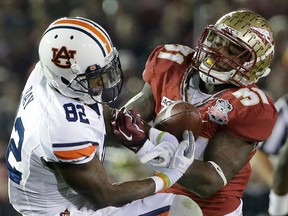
[139,205,170,216]
[52,141,98,148]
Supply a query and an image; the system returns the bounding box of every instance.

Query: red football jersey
[143,44,278,215]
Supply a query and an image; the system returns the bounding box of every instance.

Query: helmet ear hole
[61,77,70,85]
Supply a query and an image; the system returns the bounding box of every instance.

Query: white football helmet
[194,10,275,86]
[38,17,123,104]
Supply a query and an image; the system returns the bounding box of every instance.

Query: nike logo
[119,128,132,141]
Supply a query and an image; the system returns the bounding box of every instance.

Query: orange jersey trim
[53,144,96,160]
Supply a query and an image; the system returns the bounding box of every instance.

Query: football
[153,101,203,141]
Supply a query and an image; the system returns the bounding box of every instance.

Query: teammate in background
[269,138,288,216]
[5,17,202,216]
[111,10,278,216]
[253,94,288,216]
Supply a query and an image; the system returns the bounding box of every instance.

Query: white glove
[136,127,178,168]
[268,190,288,216]
[170,130,196,173]
[150,130,196,192]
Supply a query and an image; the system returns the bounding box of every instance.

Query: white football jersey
[6,62,106,215]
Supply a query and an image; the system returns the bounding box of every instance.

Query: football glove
[145,130,196,173]
[137,127,178,169]
[111,107,147,152]
[150,130,196,192]
[111,108,179,165]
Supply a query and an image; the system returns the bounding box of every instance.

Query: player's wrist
[268,190,288,216]
[150,172,172,193]
[121,135,147,153]
[150,168,183,193]
[136,127,171,158]
[149,127,164,143]
[150,176,164,193]
[149,127,178,146]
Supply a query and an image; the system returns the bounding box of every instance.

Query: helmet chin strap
[198,62,233,85]
[83,94,101,105]
[43,65,59,89]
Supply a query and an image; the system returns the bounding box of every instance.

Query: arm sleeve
[143,44,195,113]
[199,87,278,142]
[40,101,101,164]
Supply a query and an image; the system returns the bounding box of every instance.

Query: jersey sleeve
[198,86,278,142]
[143,44,195,113]
[40,94,105,164]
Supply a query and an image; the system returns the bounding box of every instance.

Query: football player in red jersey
[111,10,278,216]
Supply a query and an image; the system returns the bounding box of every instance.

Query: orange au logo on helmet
[51,46,77,68]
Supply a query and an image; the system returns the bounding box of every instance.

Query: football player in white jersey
[5,17,203,216]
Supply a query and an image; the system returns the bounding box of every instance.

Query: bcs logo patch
[207,98,233,125]
[161,96,174,108]
[51,46,77,68]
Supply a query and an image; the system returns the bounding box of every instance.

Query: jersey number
[6,117,24,184]
[63,103,90,124]
[232,87,269,106]
[157,44,193,64]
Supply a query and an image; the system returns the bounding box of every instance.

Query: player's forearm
[252,150,273,187]
[177,160,225,197]
[103,179,156,207]
[124,83,155,122]
[76,176,156,209]
[272,141,288,195]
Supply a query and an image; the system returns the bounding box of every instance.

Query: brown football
[153,101,203,141]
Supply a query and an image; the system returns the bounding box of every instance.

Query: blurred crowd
[1,0,288,215]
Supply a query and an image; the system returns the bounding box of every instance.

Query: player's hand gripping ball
[154,101,203,141]
[111,107,147,152]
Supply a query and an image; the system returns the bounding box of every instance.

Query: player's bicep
[203,132,255,181]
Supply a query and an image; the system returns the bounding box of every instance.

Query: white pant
[64,193,203,216]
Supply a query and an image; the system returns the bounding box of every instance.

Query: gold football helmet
[195,10,275,86]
